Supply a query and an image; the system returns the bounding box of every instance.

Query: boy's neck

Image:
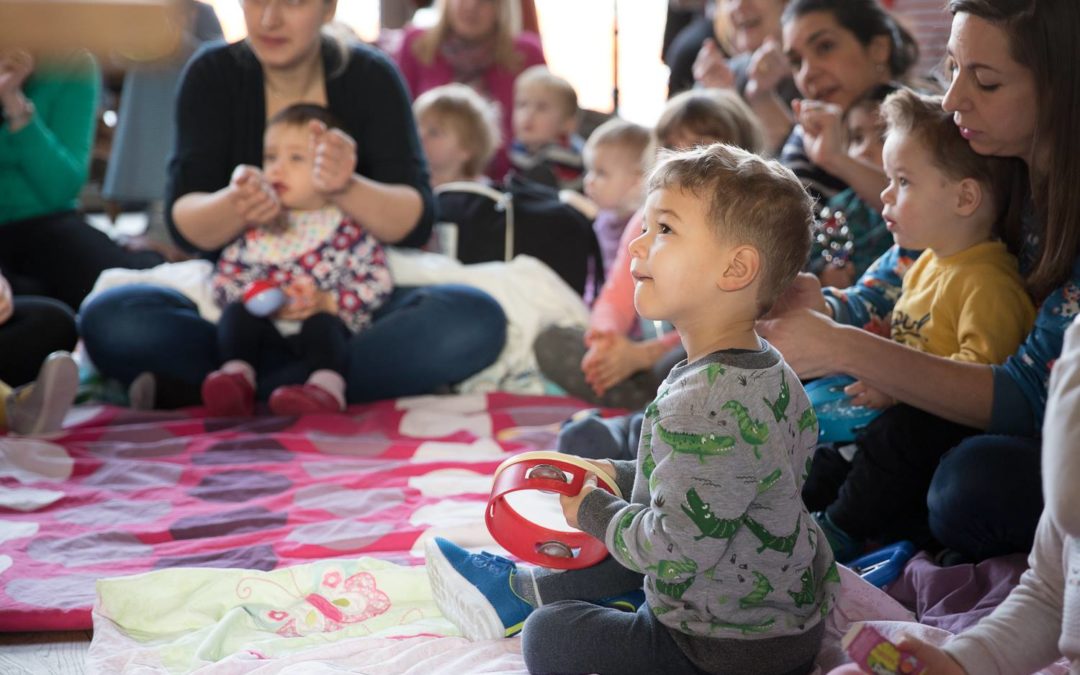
[678,315,761,363]
[928,213,996,258]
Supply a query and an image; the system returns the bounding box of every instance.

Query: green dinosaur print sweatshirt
[577,342,839,666]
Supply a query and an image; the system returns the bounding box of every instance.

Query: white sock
[220,360,255,387]
[307,369,346,410]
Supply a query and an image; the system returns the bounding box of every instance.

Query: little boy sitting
[413,83,502,188]
[427,143,838,675]
[811,89,1036,562]
[508,65,585,191]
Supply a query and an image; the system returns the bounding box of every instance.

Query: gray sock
[511,558,644,606]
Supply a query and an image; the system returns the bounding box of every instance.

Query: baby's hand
[276,277,322,321]
[559,472,598,530]
[895,636,967,674]
[844,379,895,409]
[229,165,281,226]
[582,334,648,396]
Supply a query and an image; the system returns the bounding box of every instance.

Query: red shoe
[201,371,255,417]
[268,384,343,416]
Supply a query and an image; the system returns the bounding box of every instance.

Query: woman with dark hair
[78,0,507,409]
[779,0,919,206]
[761,0,1080,566]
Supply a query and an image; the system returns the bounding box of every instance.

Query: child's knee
[520,602,575,672]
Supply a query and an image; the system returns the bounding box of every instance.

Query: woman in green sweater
[0,48,163,310]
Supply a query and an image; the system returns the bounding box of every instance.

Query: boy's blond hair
[414,84,502,178]
[648,143,813,314]
[584,118,655,173]
[514,65,579,121]
[655,89,765,154]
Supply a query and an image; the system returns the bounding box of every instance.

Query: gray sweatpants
[521,600,822,675]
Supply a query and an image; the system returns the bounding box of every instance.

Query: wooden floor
[0,631,91,674]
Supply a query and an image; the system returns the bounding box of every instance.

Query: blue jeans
[78,283,507,402]
[927,434,1043,562]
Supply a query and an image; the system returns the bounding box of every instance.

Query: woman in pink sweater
[394,0,545,179]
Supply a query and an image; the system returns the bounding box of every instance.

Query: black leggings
[0,210,162,310]
[217,303,351,378]
[0,296,78,386]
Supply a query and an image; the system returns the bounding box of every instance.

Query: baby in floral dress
[203,104,393,417]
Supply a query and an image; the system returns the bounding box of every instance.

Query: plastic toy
[814,207,854,268]
[243,280,287,317]
[805,375,883,443]
[842,623,926,674]
[486,451,622,570]
[848,541,915,588]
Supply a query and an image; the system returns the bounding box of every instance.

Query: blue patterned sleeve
[990,261,1080,436]
[821,246,922,336]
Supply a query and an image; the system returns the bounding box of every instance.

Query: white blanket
[84,250,589,394]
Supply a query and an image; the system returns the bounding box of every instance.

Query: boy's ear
[955,177,983,217]
[717,245,761,292]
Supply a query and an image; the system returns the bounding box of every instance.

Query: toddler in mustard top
[813,89,1036,562]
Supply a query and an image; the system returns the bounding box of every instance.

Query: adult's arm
[166,42,249,252]
[942,512,1066,675]
[8,51,99,211]
[337,46,436,247]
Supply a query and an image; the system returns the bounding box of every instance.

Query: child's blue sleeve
[990,262,1080,436]
[822,246,921,336]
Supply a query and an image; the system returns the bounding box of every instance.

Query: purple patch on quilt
[197,437,294,465]
[170,506,287,540]
[307,433,396,457]
[293,485,405,517]
[203,417,296,434]
[189,471,293,503]
[85,436,190,460]
[285,519,393,551]
[154,544,278,571]
[6,574,101,609]
[301,459,405,478]
[81,460,183,490]
[57,499,172,526]
[27,531,152,565]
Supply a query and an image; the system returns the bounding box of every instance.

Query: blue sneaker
[601,588,646,612]
[425,538,533,641]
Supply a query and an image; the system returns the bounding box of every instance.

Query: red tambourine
[485,451,623,570]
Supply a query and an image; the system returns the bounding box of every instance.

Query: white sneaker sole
[424,538,508,642]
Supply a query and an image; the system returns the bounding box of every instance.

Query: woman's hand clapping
[310,120,357,197]
[794,99,847,172]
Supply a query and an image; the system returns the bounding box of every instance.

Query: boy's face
[583,144,643,213]
[628,187,729,325]
[263,123,325,211]
[513,83,574,150]
[846,104,886,169]
[418,113,471,178]
[880,131,961,251]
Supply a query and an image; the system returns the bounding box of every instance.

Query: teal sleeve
[10,53,100,212]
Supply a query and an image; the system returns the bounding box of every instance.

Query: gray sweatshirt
[578,342,839,669]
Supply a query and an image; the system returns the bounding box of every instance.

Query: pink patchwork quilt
[0,393,583,632]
